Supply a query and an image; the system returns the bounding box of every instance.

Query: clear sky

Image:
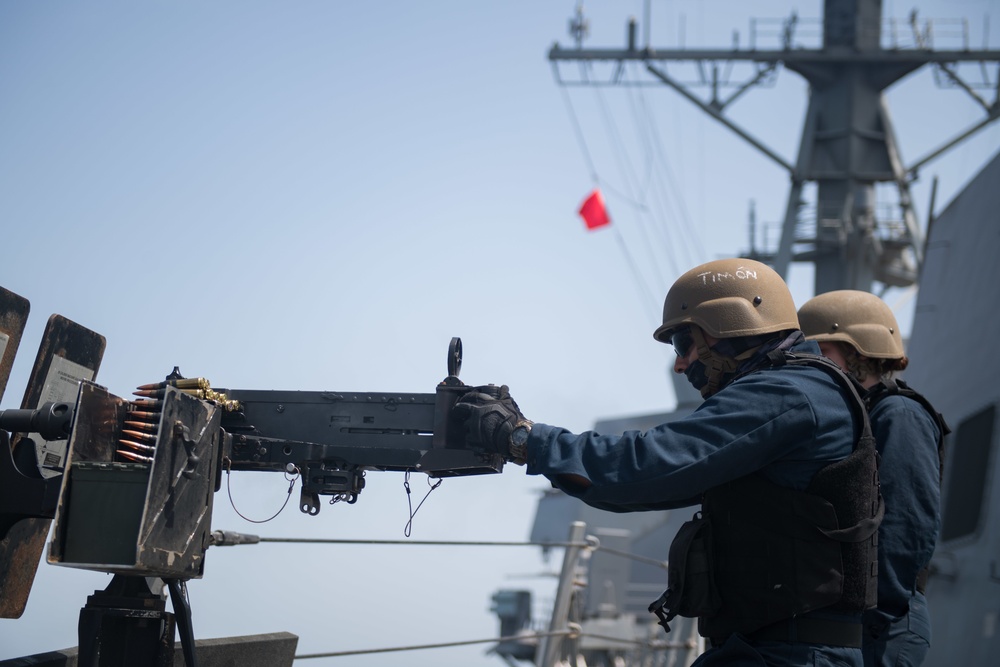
[2,1,998,665]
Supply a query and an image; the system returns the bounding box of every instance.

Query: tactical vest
[865,378,949,594]
[865,378,948,483]
[650,352,884,641]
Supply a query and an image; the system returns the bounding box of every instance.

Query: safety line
[257,537,586,548]
[593,543,668,570]
[254,535,667,571]
[294,629,574,660]
[292,628,695,660]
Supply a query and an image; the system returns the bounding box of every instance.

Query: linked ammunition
[204,389,227,403]
[136,377,210,391]
[133,389,162,399]
[119,439,156,454]
[133,388,207,399]
[131,381,239,412]
[128,411,162,422]
[123,420,158,433]
[202,389,240,411]
[116,449,153,463]
[121,430,158,444]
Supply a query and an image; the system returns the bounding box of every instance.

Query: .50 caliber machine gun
[2,336,499,579]
[0,281,501,666]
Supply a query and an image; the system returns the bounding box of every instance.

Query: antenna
[569,1,588,48]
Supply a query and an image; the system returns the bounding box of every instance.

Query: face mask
[684,358,710,395]
[686,328,770,398]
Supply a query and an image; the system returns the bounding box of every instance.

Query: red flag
[578,188,611,230]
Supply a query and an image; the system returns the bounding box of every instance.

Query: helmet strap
[690,327,760,398]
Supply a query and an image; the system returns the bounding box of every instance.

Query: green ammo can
[62,461,151,566]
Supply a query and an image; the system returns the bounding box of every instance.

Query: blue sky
[2,1,998,664]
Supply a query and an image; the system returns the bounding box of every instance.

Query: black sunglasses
[671,327,695,358]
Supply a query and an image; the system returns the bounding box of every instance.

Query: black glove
[453,384,529,463]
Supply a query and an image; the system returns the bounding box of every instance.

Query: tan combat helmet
[798,290,904,359]
[653,258,799,343]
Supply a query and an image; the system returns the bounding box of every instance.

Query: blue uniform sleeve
[870,395,942,616]
[523,367,854,513]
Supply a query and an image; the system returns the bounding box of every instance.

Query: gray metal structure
[905,151,1000,666]
[491,2,1000,665]
[548,0,1000,294]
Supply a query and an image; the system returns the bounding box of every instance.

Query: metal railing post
[537,521,587,667]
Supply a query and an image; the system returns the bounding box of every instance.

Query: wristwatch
[508,420,533,466]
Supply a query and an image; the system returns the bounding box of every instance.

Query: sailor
[798,290,947,667]
[455,258,882,667]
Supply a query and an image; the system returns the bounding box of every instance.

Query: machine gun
[2,337,499,576]
[0,281,502,665]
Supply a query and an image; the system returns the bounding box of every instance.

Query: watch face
[511,425,529,446]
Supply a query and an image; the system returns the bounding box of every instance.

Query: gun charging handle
[433,337,471,450]
[447,337,462,378]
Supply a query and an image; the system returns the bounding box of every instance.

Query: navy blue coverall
[863,392,942,667]
[521,339,866,667]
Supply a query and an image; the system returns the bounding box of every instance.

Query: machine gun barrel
[0,402,75,441]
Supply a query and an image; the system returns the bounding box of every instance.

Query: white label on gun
[35,356,96,477]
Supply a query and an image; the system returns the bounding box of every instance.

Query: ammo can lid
[71,460,151,479]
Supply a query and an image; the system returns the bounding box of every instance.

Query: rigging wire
[621,67,687,276]
[557,58,713,328]
[590,67,673,294]
[613,228,661,324]
[556,63,600,183]
[558,52,712,284]
[633,70,708,265]
[557,76,662,322]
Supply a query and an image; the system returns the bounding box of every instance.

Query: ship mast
[549,0,1000,294]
